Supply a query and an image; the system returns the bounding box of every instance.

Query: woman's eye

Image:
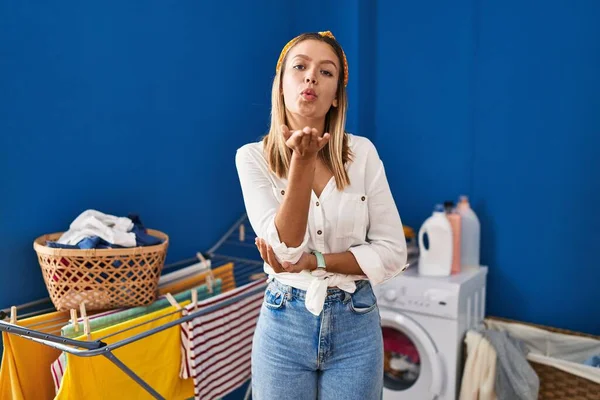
[293,65,305,70]
[321,70,333,77]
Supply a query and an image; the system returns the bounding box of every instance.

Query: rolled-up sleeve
[349,143,407,285]
[235,145,308,264]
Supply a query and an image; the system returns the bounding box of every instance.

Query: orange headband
[275,31,349,87]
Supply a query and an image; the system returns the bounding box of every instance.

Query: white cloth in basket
[57,209,136,247]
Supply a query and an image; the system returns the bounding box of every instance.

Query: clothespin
[239,223,246,241]
[196,252,207,267]
[191,288,198,310]
[165,293,182,310]
[250,272,267,281]
[10,306,17,325]
[70,309,79,333]
[197,251,215,294]
[206,273,214,294]
[79,302,91,340]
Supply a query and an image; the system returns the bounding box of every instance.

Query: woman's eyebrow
[292,54,338,70]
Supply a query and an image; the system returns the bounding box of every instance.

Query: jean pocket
[349,282,378,315]
[263,284,286,310]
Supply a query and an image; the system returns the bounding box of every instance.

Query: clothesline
[0,213,265,400]
[0,280,265,356]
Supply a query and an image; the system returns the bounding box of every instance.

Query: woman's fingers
[267,246,284,272]
[256,238,284,273]
[281,125,291,141]
[299,127,312,154]
[255,238,268,261]
[284,126,331,157]
[317,132,331,149]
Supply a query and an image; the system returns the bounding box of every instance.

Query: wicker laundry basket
[486,316,600,400]
[33,230,169,311]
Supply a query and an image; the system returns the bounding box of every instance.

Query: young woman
[235,31,407,399]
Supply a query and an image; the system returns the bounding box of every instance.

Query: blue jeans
[251,279,383,399]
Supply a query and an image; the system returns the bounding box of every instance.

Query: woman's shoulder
[346,133,379,158]
[236,140,265,163]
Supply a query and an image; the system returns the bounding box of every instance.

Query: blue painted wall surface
[375,0,600,334]
[1,0,598,366]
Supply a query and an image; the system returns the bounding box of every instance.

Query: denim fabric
[251,279,383,399]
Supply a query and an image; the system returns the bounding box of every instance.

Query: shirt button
[361,196,366,201]
[281,190,285,195]
[316,201,320,206]
[317,230,322,235]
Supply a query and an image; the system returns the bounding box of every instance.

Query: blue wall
[0,1,291,306]
[376,0,600,334]
[1,0,598,350]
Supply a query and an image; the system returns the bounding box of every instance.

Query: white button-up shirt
[235,134,407,315]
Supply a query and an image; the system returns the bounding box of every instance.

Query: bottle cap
[443,201,454,212]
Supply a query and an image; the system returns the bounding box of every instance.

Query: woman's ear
[332,98,338,108]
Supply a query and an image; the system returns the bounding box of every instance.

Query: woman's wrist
[291,151,318,164]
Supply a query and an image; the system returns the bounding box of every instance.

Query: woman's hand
[282,125,330,159]
[255,237,316,273]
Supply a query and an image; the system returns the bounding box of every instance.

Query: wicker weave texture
[488,317,599,400]
[33,230,168,311]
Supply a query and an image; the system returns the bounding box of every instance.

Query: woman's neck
[286,111,326,134]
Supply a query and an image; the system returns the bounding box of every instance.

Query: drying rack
[0,213,264,400]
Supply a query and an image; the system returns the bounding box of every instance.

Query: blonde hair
[262,32,353,191]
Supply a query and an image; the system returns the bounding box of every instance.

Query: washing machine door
[380,309,443,400]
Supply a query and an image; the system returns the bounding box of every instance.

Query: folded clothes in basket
[584,354,600,368]
[46,210,163,249]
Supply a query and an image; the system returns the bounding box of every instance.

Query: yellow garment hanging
[55,302,193,400]
[0,311,70,400]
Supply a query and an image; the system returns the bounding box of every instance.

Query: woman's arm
[272,126,329,247]
[274,152,316,247]
[345,141,407,284]
[263,139,407,280]
[236,126,329,265]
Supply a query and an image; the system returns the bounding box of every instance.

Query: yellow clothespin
[79,302,91,340]
[10,306,17,325]
[239,223,246,241]
[70,309,79,333]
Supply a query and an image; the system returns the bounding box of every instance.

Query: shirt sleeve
[349,141,408,285]
[235,145,309,264]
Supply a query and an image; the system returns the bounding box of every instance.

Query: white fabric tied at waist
[306,276,356,316]
[272,271,357,316]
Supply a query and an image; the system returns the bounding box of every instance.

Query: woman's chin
[292,104,327,119]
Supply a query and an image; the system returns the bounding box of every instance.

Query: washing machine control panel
[375,282,459,318]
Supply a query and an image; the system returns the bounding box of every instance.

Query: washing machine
[374,266,487,400]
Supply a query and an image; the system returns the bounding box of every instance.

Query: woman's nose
[305,76,317,84]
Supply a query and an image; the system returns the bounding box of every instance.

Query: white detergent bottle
[418,204,453,277]
[456,195,480,268]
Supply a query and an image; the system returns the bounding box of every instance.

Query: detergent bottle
[418,204,453,277]
[456,195,480,269]
[444,201,462,275]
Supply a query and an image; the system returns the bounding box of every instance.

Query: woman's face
[281,39,340,122]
